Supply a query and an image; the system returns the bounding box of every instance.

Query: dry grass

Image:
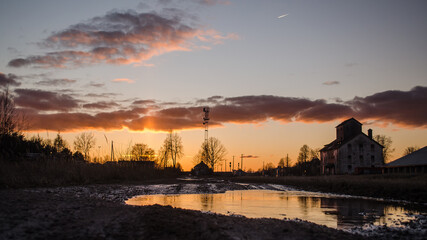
[230,175,427,203]
[0,159,180,188]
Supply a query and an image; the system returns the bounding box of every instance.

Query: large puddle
[126,189,426,230]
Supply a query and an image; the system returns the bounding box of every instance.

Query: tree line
[0,88,229,171]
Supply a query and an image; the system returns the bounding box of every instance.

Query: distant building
[320,118,384,174]
[383,146,427,174]
[233,169,246,176]
[191,161,213,176]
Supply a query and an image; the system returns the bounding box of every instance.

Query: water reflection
[126,190,425,230]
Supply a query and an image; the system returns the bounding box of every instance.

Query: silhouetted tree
[194,137,227,169]
[158,132,184,168]
[131,143,155,161]
[73,132,95,161]
[403,146,420,156]
[278,158,285,168]
[296,145,321,175]
[73,151,85,162]
[158,145,169,168]
[168,132,183,168]
[285,154,291,168]
[265,162,275,170]
[310,148,320,160]
[297,145,310,164]
[374,135,395,163]
[0,88,23,136]
[53,132,68,153]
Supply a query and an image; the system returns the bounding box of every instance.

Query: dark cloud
[85,92,120,98]
[23,108,145,131]
[15,86,427,131]
[8,10,236,68]
[196,95,223,104]
[322,81,340,86]
[83,101,120,109]
[7,58,31,68]
[297,100,353,122]
[0,72,21,87]
[36,78,76,86]
[14,89,79,111]
[243,155,259,158]
[215,95,317,123]
[88,82,105,88]
[132,99,157,105]
[350,86,427,127]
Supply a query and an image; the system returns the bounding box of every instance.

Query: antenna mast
[203,107,210,164]
[203,107,210,142]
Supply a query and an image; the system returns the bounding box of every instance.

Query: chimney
[368,129,372,139]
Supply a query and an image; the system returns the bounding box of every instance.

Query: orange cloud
[112,78,135,84]
[8,10,237,68]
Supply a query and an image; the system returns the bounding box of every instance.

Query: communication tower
[203,107,210,142]
[203,107,210,164]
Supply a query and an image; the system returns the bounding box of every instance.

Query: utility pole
[263,161,265,176]
[111,141,115,161]
[241,154,243,170]
[232,156,235,171]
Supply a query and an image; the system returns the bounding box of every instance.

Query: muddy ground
[0,178,424,240]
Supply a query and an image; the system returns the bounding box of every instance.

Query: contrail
[277,14,288,19]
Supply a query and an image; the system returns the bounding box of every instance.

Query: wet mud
[1,178,425,239]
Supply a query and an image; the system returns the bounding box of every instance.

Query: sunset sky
[1,0,426,171]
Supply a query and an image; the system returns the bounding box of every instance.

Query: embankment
[229,175,427,203]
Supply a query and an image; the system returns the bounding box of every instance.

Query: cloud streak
[322,81,340,86]
[36,78,76,86]
[112,78,135,84]
[8,10,236,68]
[14,86,426,132]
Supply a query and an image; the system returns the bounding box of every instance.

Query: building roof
[194,161,210,169]
[320,132,383,152]
[386,146,427,167]
[335,117,362,128]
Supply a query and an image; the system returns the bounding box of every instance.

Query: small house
[191,161,212,176]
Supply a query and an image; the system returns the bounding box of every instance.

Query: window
[359,144,364,152]
[359,155,364,165]
[371,144,374,152]
[348,155,352,163]
[371,155,375,164]
[348,144,352,152]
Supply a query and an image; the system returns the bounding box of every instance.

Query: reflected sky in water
[126,190,425,230]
